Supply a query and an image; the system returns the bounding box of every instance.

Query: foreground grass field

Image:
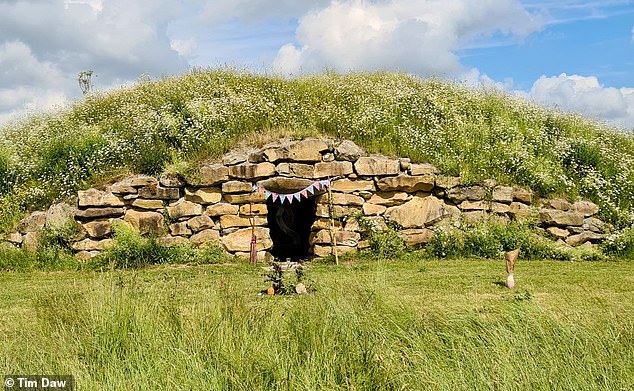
[1,258,632,390]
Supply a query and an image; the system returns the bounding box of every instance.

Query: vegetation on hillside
[1,69,633,233]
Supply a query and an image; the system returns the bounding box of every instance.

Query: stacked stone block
[1,138,611,260]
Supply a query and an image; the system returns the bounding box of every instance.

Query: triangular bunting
[265,190,271,199]
[272,193,279,202]
[293,193,301,202]
[300,189,308,198]
[307,185,315,194]
[314,181,321,190]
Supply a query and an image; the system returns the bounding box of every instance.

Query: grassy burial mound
[1,70,633,260]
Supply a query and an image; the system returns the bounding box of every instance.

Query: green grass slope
[1,69,633,232]
[1,259,633,390]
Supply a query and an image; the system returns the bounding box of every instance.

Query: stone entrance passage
[267,197,316,261]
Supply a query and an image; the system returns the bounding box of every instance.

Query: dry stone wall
[1,138,611,260]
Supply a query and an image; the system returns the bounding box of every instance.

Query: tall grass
[1,70,633,232]
[1,260,632,390]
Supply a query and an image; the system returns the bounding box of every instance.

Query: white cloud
[529,73,634,129]
[199,1,331,25]
[0,41,67,122]
[273,0,544,75]
[170,39,198,58]
[0,0,189,126]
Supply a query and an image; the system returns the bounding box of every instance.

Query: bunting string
[252,178,334,204]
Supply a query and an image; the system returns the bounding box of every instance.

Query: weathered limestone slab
[72,238,113,251]
[400,228,434,247]
[312,218,343,230]
[4,232,23,244]
[367,192,410,206]
[316,193,364,206]
[539,209,584,227]
[187,215,215,232]
[220,215,267,228]
[313,244,356,258]
[572,200,599,217]
[447,186,486,203]
[435,175,461,189]
[258,177,313,193]
[206,203,239,216]
[512,188,533,203]
[409,163,439,175]
[458,200,490,211]
[276,162,315,178]
[547,227,570,239]
[492,186,513,203]
[159,172,185,188]
[46,203,74,230]
[167,199,203,219]
[223,192,267,204]
[583,217,608,233]
[314,161,354,178]
[188,164,229,186]
[315,204,360,218]
[508,202,532,218]
[362,203,387,215]
[228,162,276,180]
[334,140,364,161]
[128,175,159,187]
[157,236,190,247]
[185,187,222,204]
[132,199,164,210]
[548,198,571,211]
[566,231,604,247]
[491,202,510,214]
[169,222,192,236]
[377,174,434,192]
[263,145,288,162]
[311,230,360,246]
[287,139,329,162]
[354,156,400,176]
[385,196,446,228]
[108,182,137,194]
[78,189,124,207]
[222,150,248,166]
[138,185,180,200]
[124,210,165,235]
[83,220,114,239]
[239,204,268,215]
[222,181,254,194]
[191,229,221,246]
[322,152,335,162]
[222,227,272,252]
[75,207,124,220]
[330,179,375,193]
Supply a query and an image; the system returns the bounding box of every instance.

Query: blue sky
[1,0,633,129]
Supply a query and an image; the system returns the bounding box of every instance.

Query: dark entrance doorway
[267,197,317,261]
